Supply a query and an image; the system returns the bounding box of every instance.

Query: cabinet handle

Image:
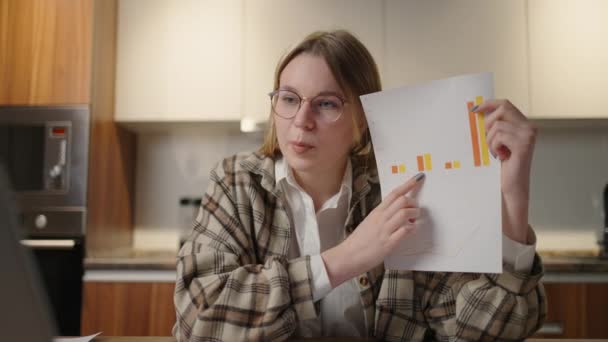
[20,239,76,250]
[537,322,564,335]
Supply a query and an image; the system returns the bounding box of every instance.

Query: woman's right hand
[321,173,425,287]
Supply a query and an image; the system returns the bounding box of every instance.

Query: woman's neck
[292,159,348,212]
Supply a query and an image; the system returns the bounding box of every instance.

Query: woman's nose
[293,100,315,129]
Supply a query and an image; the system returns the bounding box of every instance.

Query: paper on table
[53,332,102,342]
[361,72,502,273]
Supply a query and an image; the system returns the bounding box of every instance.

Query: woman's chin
[283,152,318,172]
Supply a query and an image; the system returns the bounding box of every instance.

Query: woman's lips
[290,141,314,153]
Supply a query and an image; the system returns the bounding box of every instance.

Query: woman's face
[274,53,356,176]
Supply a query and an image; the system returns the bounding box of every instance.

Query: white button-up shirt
[275,157,535,337]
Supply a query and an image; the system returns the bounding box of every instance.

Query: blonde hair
[259,30,382,158]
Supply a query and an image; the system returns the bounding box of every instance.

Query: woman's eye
[281,95,298,105]
[318,99,339,109]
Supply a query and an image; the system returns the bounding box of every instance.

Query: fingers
[385,207,420,233]
[472,99,527,130]
[386,224,417,249]
[472,99,536,161]
[486,120,517,160]
[486,120,537,160]
[380,172,425,209]
[384,194,418,220]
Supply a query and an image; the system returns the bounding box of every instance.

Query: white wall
[529,126,608,251]
[133,124,263,250]
[133,124,608,252]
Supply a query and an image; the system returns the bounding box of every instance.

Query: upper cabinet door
[384,0,530,115]
[115,0,242,122]
[242,0,384,129]
[528,0,608,118]
[0,0,93,105]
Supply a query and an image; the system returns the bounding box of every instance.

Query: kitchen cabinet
[241,0,385,129]
[0,0,136,258]
[81,281,175,336]
[81,281,608,338]
[114,0,242,122]
[535,282,608,338]
[383,0,530,115]
[0,0,93,105]
[112,0,608,125]
[528,0,608,118]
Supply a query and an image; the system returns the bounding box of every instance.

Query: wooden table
[86,337,608,342]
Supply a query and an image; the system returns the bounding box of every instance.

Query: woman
[173,30,545,341]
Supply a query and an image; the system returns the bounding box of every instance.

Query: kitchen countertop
[62,337,608,342]
[85,249,177,270]
[84,249,608,273]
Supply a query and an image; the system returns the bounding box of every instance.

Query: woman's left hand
[472,99,537,244]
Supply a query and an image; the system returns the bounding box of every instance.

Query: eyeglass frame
[268,89,349,123]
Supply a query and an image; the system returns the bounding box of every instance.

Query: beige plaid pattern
[173,152,546,341]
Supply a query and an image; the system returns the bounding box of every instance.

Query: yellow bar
[424,153,432,171]
[454,160,460,169]
[398,164,406,173]
[475,96,490,166]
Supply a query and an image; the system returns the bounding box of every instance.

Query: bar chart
[389,96,492,175]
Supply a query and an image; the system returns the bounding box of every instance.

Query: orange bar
[417,155,424,171]
[445,162,452,169]
[391,165,398,174]
[467,101,481,167]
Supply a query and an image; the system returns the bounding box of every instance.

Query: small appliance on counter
[0,105,90,335]
[179,196,202,247]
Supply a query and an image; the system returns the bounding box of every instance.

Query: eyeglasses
[268,89,348,123]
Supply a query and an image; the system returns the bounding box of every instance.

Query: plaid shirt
[173,152,546,341]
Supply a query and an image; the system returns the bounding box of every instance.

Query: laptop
[0,165,56,341]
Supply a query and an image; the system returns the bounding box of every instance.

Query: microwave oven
[0,105,90,237]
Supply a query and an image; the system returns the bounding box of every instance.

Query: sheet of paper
[361,72,502,273]
[53,332,102,342]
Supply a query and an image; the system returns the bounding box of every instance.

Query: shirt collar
[274,157,353,202]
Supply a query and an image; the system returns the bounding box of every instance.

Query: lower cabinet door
[81,282,175,336]
[534,282,608,339]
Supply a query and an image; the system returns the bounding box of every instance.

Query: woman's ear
[351,106,371,154]
[357,104,370,139]
[358,112,368,133]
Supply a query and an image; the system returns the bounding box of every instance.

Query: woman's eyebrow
[316,90,345,98]
[278,85,298,93]
[278,85,344,98]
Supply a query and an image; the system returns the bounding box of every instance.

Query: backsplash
[529,124,608,251]
[133,123,608,252]
[133,124,263,250]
